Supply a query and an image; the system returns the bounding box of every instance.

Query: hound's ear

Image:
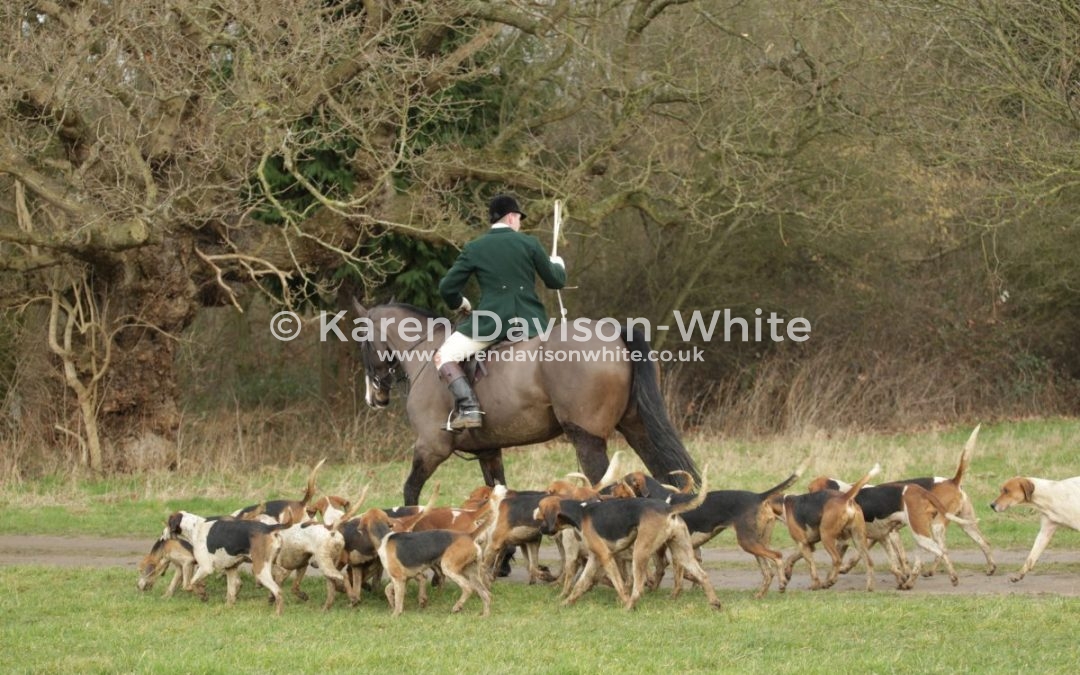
[351,298,369,318]
[1020,478,1035,502]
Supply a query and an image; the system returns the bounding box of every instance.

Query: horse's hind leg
[562,422,608,484]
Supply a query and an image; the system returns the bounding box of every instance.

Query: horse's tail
[622,328,701,484]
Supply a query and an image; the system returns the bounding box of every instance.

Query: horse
[351,301,701,505]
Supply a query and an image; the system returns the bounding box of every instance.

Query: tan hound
[773,464,881,592]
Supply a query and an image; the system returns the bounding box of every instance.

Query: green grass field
[2,419,1080,673]
[2,566,1079,674]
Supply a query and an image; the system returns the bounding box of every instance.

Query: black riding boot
[437,362,483,430]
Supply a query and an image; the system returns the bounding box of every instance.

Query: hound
[536,469,720,611]
[479,487,554,584]
[272,488,367,610]
[336,515,384,606]
[167,511,286,614]
[773,464,880,592]
[807,477,961,589]
[232,459,326,526]
[359,504,496,618]
[990,475,1080,581]
[671,459,809,598]
[136,535,199,598]
[544,475,636,596]
[307,495,351,526]
[820,426,995,577]
[336,486,441,605]
[407,487,494,536]
[619,470,696,500]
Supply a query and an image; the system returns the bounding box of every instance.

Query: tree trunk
[92,239,197,471]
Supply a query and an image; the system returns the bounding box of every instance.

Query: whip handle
[552,200,562,258]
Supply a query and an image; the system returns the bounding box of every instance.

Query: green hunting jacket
[439,227,567,341]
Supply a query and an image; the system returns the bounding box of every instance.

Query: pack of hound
[138,425,1080,616]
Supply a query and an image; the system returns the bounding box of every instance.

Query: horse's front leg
[477,448,506,487]
[403,440,453,506]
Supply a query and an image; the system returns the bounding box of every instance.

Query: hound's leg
[390,578,407,616]
[956,500,997,576]
[1012,518,1057,582]
[563,555,602,606]
[780,550,804,592]
[666,534,721,609]
[164,563,183,598]
[290,565,310,602]
[254,560,284,615]
[225,568,241,606]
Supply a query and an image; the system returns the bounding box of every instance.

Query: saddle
[462,337,530,384]
[462,356,488,386]
[441,336,538,433]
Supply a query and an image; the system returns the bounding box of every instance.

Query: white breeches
[435,331,493,365]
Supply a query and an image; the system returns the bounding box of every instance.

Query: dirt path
[3,534,1080,596]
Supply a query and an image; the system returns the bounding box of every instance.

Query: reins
[363,321,439,391]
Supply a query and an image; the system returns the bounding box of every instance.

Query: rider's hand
[550,255,565,269]
[456,297,472,314]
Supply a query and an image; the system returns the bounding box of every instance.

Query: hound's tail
[757,457,812,499]
[301,458,327,506]
[669,466,709,516]
[332,485,370,531]
[407,482,442,529]
[593,450,628,491]
[844,463,881,502]
[952,424,981,487]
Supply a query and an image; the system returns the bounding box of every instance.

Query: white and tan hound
[991,475,1080,581]
[168,511,286,614]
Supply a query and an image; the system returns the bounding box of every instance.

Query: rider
[435,194,567,430]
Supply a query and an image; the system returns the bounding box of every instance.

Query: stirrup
[443,408,484,432]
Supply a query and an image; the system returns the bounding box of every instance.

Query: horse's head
[352,299,396,409]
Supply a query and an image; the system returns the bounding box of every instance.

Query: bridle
[360,340,398,392]
[360,332,432,392]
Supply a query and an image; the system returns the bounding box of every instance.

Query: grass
[2,566,1079,674]
[2,419,1080,673]
[3,418,1079,550]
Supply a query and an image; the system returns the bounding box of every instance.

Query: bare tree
[0,1,720,469]
[0,1,509,468]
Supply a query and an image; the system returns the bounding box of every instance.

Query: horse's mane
[383,302,444,321]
